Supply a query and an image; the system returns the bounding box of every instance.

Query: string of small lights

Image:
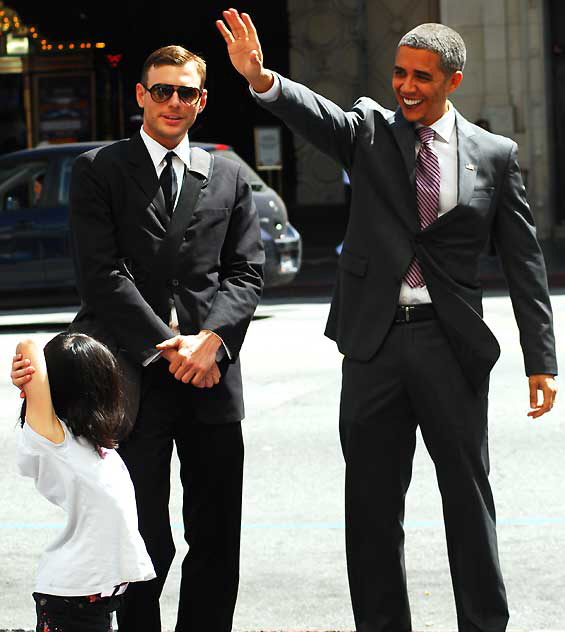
[0,2,105,54]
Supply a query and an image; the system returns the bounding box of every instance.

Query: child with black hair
[11,333,155,632]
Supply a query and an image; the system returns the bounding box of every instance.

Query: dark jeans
[33,592,122,632]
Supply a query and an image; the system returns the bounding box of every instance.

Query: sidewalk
[2,629,564,631]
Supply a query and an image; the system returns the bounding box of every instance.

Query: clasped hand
[156,331,221,389]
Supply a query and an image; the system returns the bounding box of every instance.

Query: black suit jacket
[69,132,264,422]
[256,74,557,390]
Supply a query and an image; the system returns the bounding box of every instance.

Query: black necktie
[160,151,178,217]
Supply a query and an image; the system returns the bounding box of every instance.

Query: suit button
[171,279,179,287]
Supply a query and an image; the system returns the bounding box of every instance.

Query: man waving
[217,9,557,632]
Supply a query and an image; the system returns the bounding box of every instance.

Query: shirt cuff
[142,350,162,366]
[249,74,281,102]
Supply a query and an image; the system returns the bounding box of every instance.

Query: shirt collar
[416,102,456,143]
[139,126,191,171]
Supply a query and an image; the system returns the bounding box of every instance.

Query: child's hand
[11,353,35,399]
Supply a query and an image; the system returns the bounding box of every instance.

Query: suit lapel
[144,149,213,298]
[164,147,212,244]
[125,132,169,227]
[386,108,419,233]
[389,109,417,185]
[455,112,480,207]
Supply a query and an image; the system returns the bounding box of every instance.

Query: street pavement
[0,293,563,631]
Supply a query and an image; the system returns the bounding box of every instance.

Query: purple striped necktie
[404,126,441,288]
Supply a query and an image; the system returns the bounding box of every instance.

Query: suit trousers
[116,360,244,632]
[339,319,509,632]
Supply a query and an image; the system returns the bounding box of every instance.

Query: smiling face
[135,61,207,149]
[392,46,462,126]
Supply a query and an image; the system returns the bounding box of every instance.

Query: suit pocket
[192,207,229,218]
[338,249,368,278]
[471,186,495,200]
[185,207,229,237]
[182,208,231,267]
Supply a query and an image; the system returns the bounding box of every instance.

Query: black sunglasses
[143,83,203,105]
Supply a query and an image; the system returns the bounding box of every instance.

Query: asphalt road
[0,293,563,631]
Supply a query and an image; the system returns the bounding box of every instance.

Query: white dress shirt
[140,125,190,209]
[399,105,457,304]
[252,78,459,306]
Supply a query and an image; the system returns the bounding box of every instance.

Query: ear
[135,83,146,108]
[197,89,208,114]
[447,70,463,94]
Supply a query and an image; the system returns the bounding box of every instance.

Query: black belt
[394,304,436,324]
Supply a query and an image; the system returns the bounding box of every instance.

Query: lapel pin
[465,163,477,171]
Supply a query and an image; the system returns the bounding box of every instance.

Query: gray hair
[398,23,466,75]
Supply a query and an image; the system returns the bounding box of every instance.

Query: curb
[3,629,564,631]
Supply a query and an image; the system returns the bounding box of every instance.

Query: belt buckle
[401,305,414,323]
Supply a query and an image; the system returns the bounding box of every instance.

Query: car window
[0,161,48,211]
[215,149,267,191]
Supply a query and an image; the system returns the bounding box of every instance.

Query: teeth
[403,98,422,106]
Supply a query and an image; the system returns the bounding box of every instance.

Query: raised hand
[216,9,274,92]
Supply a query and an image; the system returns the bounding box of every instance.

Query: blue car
[0,141,302,303]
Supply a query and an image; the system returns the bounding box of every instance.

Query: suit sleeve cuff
[203,330,232,361]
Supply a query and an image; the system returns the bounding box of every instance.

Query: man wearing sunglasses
[68,45,264,632]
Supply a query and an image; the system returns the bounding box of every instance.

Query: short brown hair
[141,45,206,88]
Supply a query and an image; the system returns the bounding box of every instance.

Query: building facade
[285,0,561,242]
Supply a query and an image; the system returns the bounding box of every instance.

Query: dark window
[0,161,48,211]
[58,157,75,205]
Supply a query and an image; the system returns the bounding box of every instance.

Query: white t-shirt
[17,421,155,597]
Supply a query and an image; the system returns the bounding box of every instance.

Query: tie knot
[164,151,175,166]
[417,126,435,146]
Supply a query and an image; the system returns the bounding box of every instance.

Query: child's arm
[14,338,64,444]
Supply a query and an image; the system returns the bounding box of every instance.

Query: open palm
[216,9,264,81]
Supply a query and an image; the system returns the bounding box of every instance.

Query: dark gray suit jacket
[256,74,557,390]
[69,132,264,423]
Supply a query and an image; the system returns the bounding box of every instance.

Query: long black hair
[20,333,130,451]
